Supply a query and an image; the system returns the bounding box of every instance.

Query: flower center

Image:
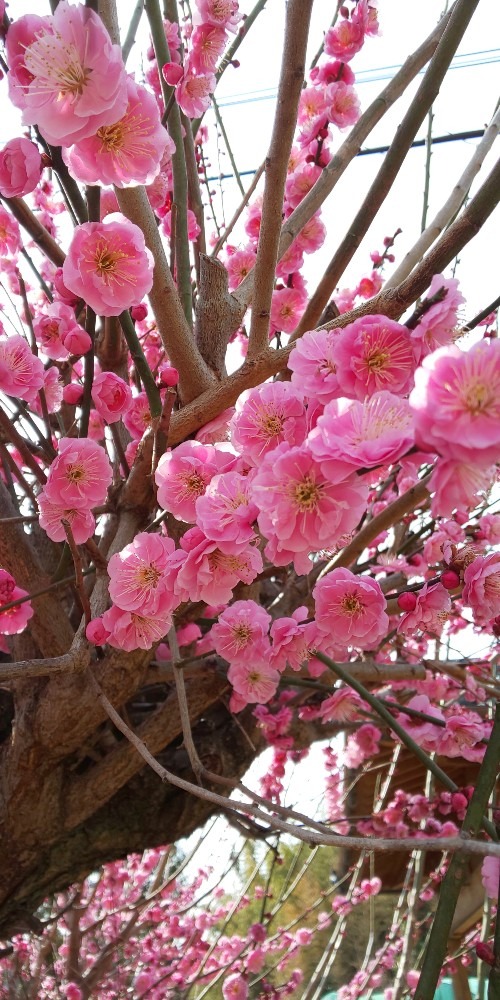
[232,623,252,647]
[137,564,161,588]
[366,348,389,373]
[181,471,207,497]
[256,410,284,439]
[340,592,363,616]
[67,463,86,483]
[461,377,494,415]
[25,33,91,99]
[94,244,128,282]
[97,120,126,152]
[292,475,320,513]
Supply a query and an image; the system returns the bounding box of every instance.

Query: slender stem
[212,95,245,197]
[0,404,47,484]
[122,0,144,63]
[210,162,264,258]
[62,520,92,626]
[147,0,193,329]
[293,0,481,336]
[2,196,65,267]
[414,702,500,1000]
[247,0,314,358]
[421,109,434,232]
[119,310,162,419]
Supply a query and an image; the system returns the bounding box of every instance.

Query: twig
[386,103,500,288]
[118,310,162,419]
[0,404,47,484]
[421,108,434,233]
[62,520,92,626]
[414,702,500,1000]
[292,0,481,336]
[232,3,455,314]
[210,162,264,258]
[459,292,500,334]
[212,95,245,197]
[247,0,314,358]
[168,626,204,782]
[1,196,65,267]
[122,0,144,63]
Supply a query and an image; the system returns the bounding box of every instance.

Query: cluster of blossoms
[0,569,33,642]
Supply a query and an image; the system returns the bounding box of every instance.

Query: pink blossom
[228,658,280,705]
[327,82,360,129]
[63,214,154,317]
[437,710,486,761]
[190,24,227,72]
[308,392,414,475]
[91,371,132,423]
[0,580,33,635]
[195,471,258,546]
[324,17,365,61]
[102,603,173,651]
[38,491,96,543]
[396,694,444,752]
[230,382,307,466]
[409,340,500,467]
[0,206,21,256]
[482,857,500,900]
[398,582,451,636]
[251,444,368,575]
[33,301,87,361]
[429,458,495,518]
[222,972,248,1000]
[270,610,328,675]
[310,60,356,88]
[343,724,381,767]
[463,553,500,625]
[43,437,112,509]
[270,286,307,334]
[294,213,327,255]
[155,440,235,522]
[36,367,63,414]
[108,532,178,615]
[162,208,201,242]
[85,617,110,646]
[175,64,216,118]
[319,688,366,723]
[6,2,128,147]
[313,568,388,649]
[0,335,44,403]
[333,315,415,399]
[62,324,92,356]
[410,274,464,362]
[226,248,256,290]
[0,137,42,197]
[196,0,242,32]
[123,391,152,438]
[288,328,341,405]
[62,77,171,188]
[211,600,271,663]
[285,163,322,209]
[172,527,263,605]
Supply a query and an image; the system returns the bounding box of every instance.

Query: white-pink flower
[409,340,500,467]
[195,471,258,547]
[43,437,112,509]
[63,214,154,317]
[102,603,173,651]
[0,570,33,636]
[251,443,368,574]
[6,2,128,147]
[172,527,263,605]
[211,600,271,663]
[0,137,42,198]
[333,315,415,399]
[0,335,44,402]
[313,568,388,649]
[463,552,500,625]
[91,371,132,424]
[397,582,451,636]
[308,391,414,476]
[228,658,280,705]
[230,382,307,466]
[288,328,341,405]
[155,441,236,522]
[63,76,172,188]
[108,532,178,615]
[37,492,96,544]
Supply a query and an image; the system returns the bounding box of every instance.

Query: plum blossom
[196,0,242,32]
[38,493,96,543]
[211,600,271,663]
[270,286,307,334]
[251,444,368,574]
[410,274,464,362]
[108,532,178,615]
[172,61,216,118]
[230,382,307,465]
[63,214,154,317]
[482,856,500,900]
[33,302,90,361]
[222,972,248,1000]
[313,568,388,649]
[195,471,258,546]
[102,604,173,651]
[155,441,236,522]
[63,77,173,188]
[270,609,332,676]
[308,392,414,476]
[0,335,44,402]
[190,24,227,72]
[171,527,263,605]
[228,659,280,705]
[437,710,487,761]
[0,570,33,635]
[327,82,361,129]
[324,17,365,60]
[429,458,495,518]
[6,2,128,147]
[288,328,341,404]
[409,340,500,467]
[42,437,112,509]
[0,206,21,256]
[333,315,415,399]
[397,582,451,636]
[0,137,42,197]
[463,553,500,625]
[91,371,132,423]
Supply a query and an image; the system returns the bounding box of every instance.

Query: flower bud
[397,591,417,612]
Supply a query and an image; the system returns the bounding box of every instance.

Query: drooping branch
[246,0,314,358]
[293,0,481,336]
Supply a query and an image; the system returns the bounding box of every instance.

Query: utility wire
[205,129,486,183]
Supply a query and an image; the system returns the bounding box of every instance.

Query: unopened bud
[441,570,461,590]
[397,591,418,612]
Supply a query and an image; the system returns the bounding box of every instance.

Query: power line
[205,129,486,183]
